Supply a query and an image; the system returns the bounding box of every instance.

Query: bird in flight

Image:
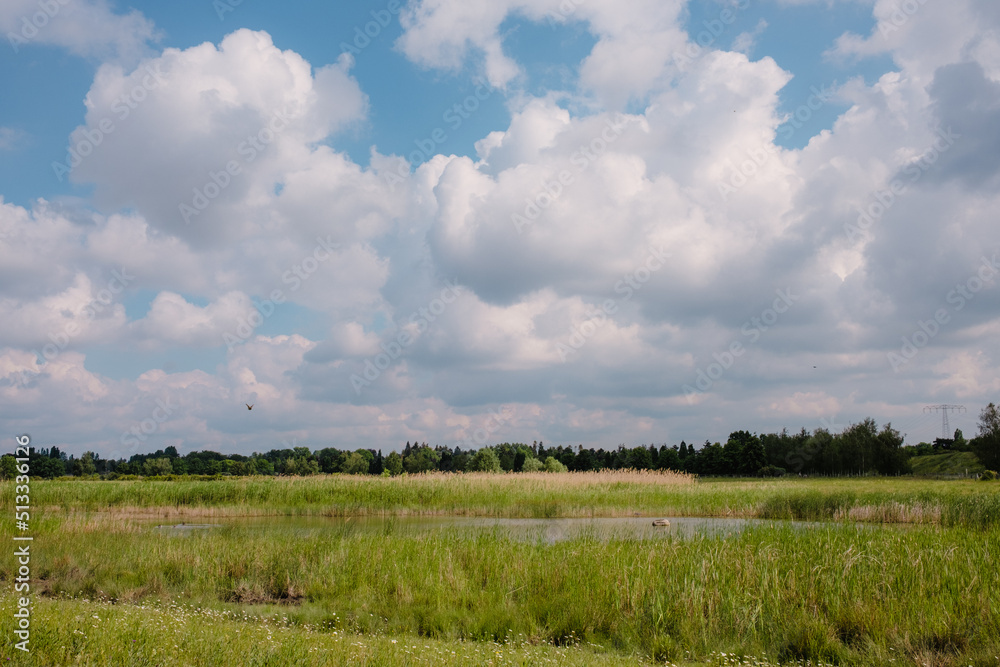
[246,403,254,410]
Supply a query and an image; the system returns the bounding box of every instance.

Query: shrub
[468,448,502,473]
[521,457,544,472]
[757,464,786,477]
[543,457,567,473]
[980,470,997,481]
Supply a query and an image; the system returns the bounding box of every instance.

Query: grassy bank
[909,451,986,477]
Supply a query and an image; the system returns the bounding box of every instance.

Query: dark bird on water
[246,403,254,410]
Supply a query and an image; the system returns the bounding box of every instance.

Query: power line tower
[923,405,966,440]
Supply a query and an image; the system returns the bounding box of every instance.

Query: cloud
[0,0,157,62]
[0,127,25,151]
[4,2,1000,455]
[66,29,370,248]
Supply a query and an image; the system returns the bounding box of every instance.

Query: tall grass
[0,594,658,666]
[5,514,998,665]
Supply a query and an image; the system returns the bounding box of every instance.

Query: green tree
[384,451,403,476]
[657,446,681,471]
[629,446,653,470]
[0,455,17,480]
[521,456,544,472]
[954,429,967,449]
[342,452,370,475]
[975,402,1000,470]
[403,445,441,473]
[543,456,567,472]
[74,451,97,476]
[468,448,502,473]
[142,457,172,476]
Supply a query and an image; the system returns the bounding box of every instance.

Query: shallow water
[151,515,845,543]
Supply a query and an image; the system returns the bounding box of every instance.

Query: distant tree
[436,446,456,471]
[342,452,370,475]
[317,448,345,474]
[521,457,544,472]
[629,446,653,470]
[729,431,766,476]
[873,423,909,475]
[557,447,576,469]
[574,448,598,471]
[543,456,567,472]
[403,445,441,473]
[73,451,97,476]
[142,457,172,476]
[33,456,65,478]
[384,451,403,476]
[954,429,967,449]
[468,448,502,473]
[452,451,471,472]
[657,446,681,471]
[250,457,274,475]
[840,419,879,475]
[0,455,17,480]
[975,403,1000,470]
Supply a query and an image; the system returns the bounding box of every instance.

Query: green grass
[4,475,1000,665]
[909,451,985,477]
[0,594,664,666]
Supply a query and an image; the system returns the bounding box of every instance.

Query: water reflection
[152,515,837,543]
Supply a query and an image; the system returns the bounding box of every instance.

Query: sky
[1,0,999,459]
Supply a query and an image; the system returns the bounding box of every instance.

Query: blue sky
[2,0,998,456]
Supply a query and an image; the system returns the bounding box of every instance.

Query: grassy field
[2,474,999,665]
[909,452,986,477]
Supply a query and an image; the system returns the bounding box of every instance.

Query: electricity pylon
[923,405,966,440]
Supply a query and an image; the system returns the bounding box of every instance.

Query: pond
[152,515,845,543]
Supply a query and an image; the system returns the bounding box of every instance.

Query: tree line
[4,406,999,480]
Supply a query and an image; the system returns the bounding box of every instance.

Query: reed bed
[8,474,999,528]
